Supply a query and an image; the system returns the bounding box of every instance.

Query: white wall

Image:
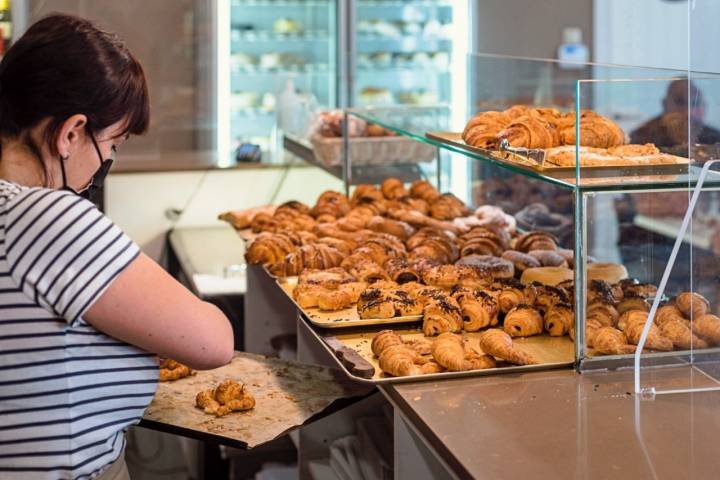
[105,166,343,260]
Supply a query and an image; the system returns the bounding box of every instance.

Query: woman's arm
[84,253,235,370]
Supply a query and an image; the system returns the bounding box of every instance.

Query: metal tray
[277,277,422,329]
[426,131,690,176]
[302,319,575,385]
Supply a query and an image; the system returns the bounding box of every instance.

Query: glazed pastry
[366,216,415,240]
[381,178,408,200]
[520,267,574,286]
[616,294,650,316]
[431,333,469,371]
[196,380,255,417]
[587,263,629,284]
[561,111,625,148]
[661,319,708,350]
[528,250,568,268]
[654,304,687,328]
[533,285,570,313]
[544,302,574,336]
[494,278,527,314]
[691,314,720,345]
[371,330,405,357]
[383,257,420,284]
[477,329,536,365]
[409,180,441,203]
[675,292,710,319]
[513,231,558,253]
[586,301,619,328]
[503,305,544,337]
[452,287,499,332]
[462,110,512,148]
[455,254,515,280]
[463,341,498,370]
[159,359,195,382]
[379,344,422,377]
[419,264,458,289]
[619,310,673,351]
[497,115,560,149]
[501,250,541,273]
[423,295,464,336]
[473,205,517,233]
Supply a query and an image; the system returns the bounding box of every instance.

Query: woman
[0,14,234,480]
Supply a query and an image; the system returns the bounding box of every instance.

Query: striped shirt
[0,180,158,479]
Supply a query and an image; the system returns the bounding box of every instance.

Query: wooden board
[314,323,575,384]
[143,352,367,448]
[277,277,423,329]
[427,131,690,174]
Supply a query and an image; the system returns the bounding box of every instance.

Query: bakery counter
[112,150,307,174]
[380,366,720,479]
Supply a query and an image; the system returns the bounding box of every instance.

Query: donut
[455,254,514,280]
[520,267,574,286]
[587,263,628,284]
[556,248,575,268]
[501,250,541,273]
[528,250,569,268]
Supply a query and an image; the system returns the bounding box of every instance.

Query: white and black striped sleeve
[4,188,141,324]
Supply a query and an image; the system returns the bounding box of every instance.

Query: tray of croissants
[429,105,688,172]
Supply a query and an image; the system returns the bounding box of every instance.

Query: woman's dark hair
[0,14,149,168]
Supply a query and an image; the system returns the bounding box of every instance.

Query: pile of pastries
[371,329,534,377]
[462,105,684,166]
[196,379,255,418]
[314,110,396,138]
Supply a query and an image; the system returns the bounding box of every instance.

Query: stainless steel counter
[381,366,720,479]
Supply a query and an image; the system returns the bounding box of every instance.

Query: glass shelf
[230,30,330,42]
[357,65,449,74]
[231,0,329,6]
[231,64,330,76]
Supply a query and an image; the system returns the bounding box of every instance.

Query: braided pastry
[462,110,512,148]
[497,115,560,149]
[478,328,536,365]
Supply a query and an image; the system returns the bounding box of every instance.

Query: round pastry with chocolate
[455,254,515,280]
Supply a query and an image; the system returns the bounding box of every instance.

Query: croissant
[691,314,720,345]
[429,194,469,220]
[275,200,312,217]
[384,257,420,284]
[616,294,650,316]
[366,216,415,240]
[270,244,344,277]
[497,115,560,149]
[311,190,351,220]
[379,344,421,377]
[423,295,464,336]
[421,361,445,374]
[513,231,558,253]
[431,333,469,371]
[503,105,532,119]
[586,301,619,328]
[620,311,673,351]
[561,111,625,148]
[452,287,499,332]
[462,110,512,148]
[463,341,497,370]
[245,232,297,266]
[409,180,441,203]
[589,324,637,356]
[504,305,544,337]
[371,330,405,357]
[345,259,391,284]
[495,279,527,314]
[381,178,409,200]
[544,302,574,336]
[661,319,708,350]
[478,328,536,365]
[351,184,384,205]
[654,304,687,328]
[218,205,275,229]
[675,292,710,319]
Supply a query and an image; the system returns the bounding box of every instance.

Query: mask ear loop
[59,152,70,189]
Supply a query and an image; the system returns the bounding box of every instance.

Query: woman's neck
[0,140,48,187]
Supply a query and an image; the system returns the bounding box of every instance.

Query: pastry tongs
[499,138,547,166]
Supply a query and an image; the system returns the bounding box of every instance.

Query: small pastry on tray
[196,380,255,417]
[477,328,536,365]
[159,358,195,382]
[503,304,544,337]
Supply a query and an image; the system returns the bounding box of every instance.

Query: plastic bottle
[557,27,589,69]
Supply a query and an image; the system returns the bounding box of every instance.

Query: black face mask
[59,131,115,204]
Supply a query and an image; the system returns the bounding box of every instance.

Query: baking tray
[278,276,423,329]
[426,132,690,176]
[302,319,575,384]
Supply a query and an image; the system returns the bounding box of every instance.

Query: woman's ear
[55,114,88,158]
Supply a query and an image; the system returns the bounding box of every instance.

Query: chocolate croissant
[544,302,574,336]
[504,305,544,337]
[422,295,464,336]
[452,287,499,332]
[384,257,420,284]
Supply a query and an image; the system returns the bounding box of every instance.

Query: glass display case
[340,53,720,384]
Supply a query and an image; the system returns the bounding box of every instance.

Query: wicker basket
[310,134,436,167]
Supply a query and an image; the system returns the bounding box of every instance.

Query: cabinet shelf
[231,0,329,6]
[358,0,453,6]
[231,31,330,42]
[232,64,330,76]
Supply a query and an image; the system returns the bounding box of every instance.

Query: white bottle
[276,78,301,135]
[558,27,589,69]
